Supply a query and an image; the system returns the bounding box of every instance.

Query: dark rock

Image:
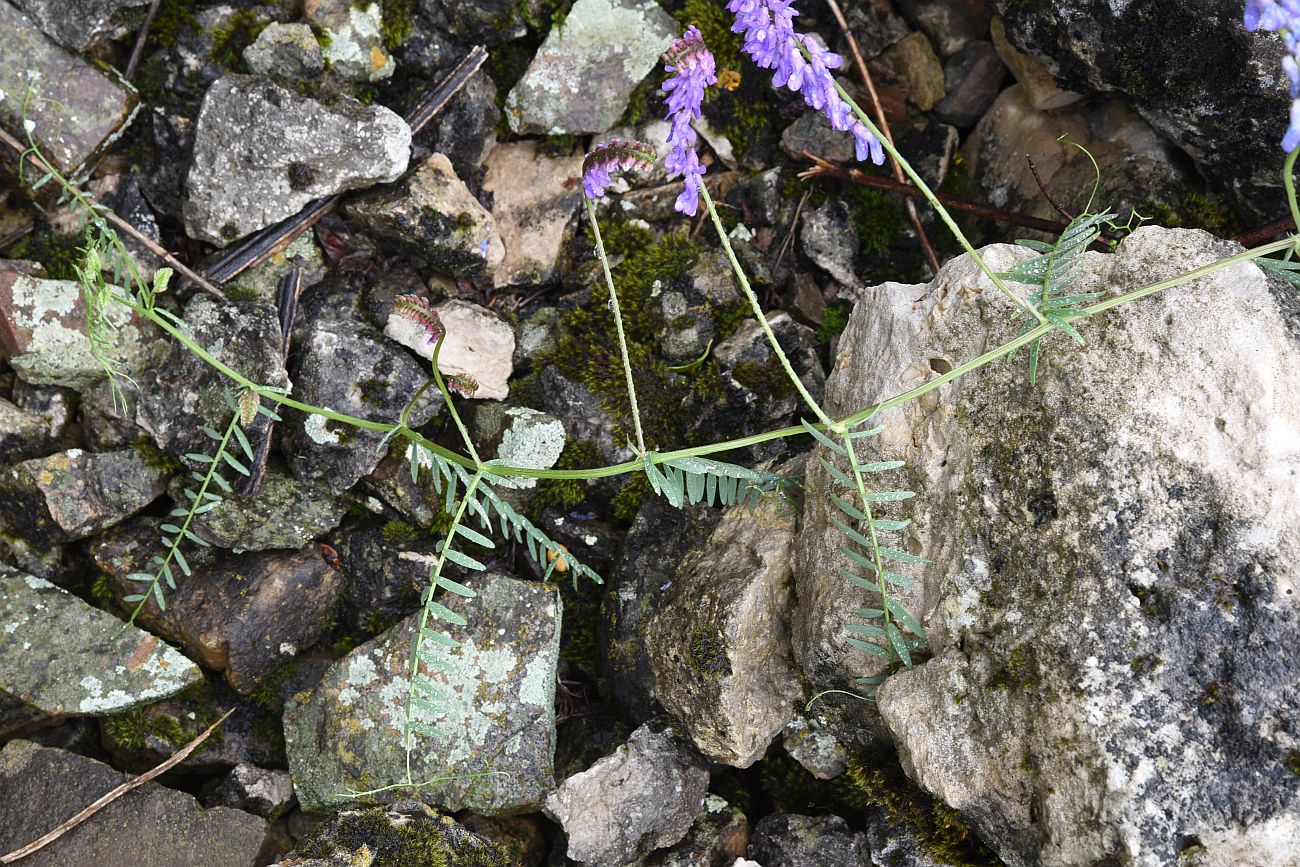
[11,381,75,443]
[537,366,628,466]
[11,0,150,51]
[657,290,714,365]
[896,0,991,58]
[996,0,1288,220]
[243,22,327,80]
[422,67,499,178]
[207,763,295,818]
[283,313,441,495]
[782,715,848,781]
[0,448,168,545]
[748,814,870,867]
[183,75,410,246]
[711,312,825,433]
[781,110,858,166]
[344,152,503,276]
[0,398,52,465]
[544,723,710,867]
[332,520,432,633]
[0,740,271,867]
[0,567,202,737]
[504,0,676,135]
[418,0,542,47]
[0,2,137,173]
[270,800,510,866]
[642,796,750,867]
[932,40,1008,128]
[801,198,859,287]
[841,0,912,59]
[94,524,343,694]
[284,573,561,814]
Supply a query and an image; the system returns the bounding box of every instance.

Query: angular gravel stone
[303,0,395,82]
[0,2,138,172]
[171,465,346,553]
[504,0,676,135]
[183,75,410,246]
[0,447,168,545]
[0,568,201,736]
[0,740,269,867]
[385,299,514,400]
[208,764,295,819]
[747,814,870,867]
[284,573,561,814]
[482,140,584,287]
[270,801,508,866]
[11,0,150,51]
[545,723,710,866]
[0,398,52,465]
[243,22,327,80]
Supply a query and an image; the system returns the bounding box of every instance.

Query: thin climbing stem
[843,432,893,644]
[428,334,481,467]
[1284,148,1300,238]
[700,183,837,430]
[586,197,648,454]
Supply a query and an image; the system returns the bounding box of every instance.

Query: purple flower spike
[728,0,885,166]
[582,138,659,200]
[1246,0,1300,152]
[662,25,718,216]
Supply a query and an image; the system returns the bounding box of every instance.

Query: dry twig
[124,0,163,80]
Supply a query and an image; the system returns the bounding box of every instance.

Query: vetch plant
[16,0,1300,801]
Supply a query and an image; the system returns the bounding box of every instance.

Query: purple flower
[728,0,884,165]
[1246,0,1300,151]
[662,25,718,216]
[582,138,659,199]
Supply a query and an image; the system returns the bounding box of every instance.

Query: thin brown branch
[124,0,163,80]
[0,709,234,865]
[1235,214,1296,247]
[773,188,811,273]
[203,45,489,286]
[1025,154,1074,222]
[0,126,224,300]
[824,0,940,275]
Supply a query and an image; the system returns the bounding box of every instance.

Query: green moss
[533,440,600,512]
[760,748,844,814]
[377,0,417,49]
[90,574,117,608]
[148,0,198,50]
[7,231,84,281]
[208,9,269,72]
[381,518,421,546]
[987,644,1040,691]
[1286,752,1300,776]
[1143,190,1237,237]
[846,184,907,258]
[730,360,796,404]
[130,436,182,475]
[299,806,510,866]
[939,152,969,198]
[358,378,392,408]
[221,283,261,303]
[711,299,751,341]
[688,626,730,678]
[611,474,651,526]
[816,303,850,346]
[246,661,300,713]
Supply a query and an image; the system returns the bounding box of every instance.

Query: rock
[880,32,946,112]
[243,22,327,80]
[0,2,137,172]
[283,314,441,495]
[962,84,1195,231]
[932,40,1008,128]
[226,232,328,305]
[99,674,286,774]
[996,1,1288,219]
[385,298,514,400]
[482,141,585,287]
[988,16,1081,111]
[94,526,343,694]
[504,0,676,135]
[782,715,849,781]
[544,723,710,866]
[0,398,52,465]
[712,312,825,433]
[802,227,1300,865]
[515,306,562,366]
[304,0,395,81]
[10,0,150,51]
[0,269,157,390]
[0,569,201,736]
[332,520,432,632]
[841,0,912,60]
[642,795,750,867]
[862,810,956,867]
[747,814,870,867]
[271,801,509,866]
[801,199,859,287]
[417,0,544,47]
[657,289,714,365]
[284,573,561,813]
[11,381,74,442]
[896,0,990,58]
[645,492,802,768]
[423,68,499,178]
[184,75,410,247]
[0,740,270,867]
[781,110,857,165]
[0,448,168,545]
[208,764,295,818]
[344,152,503,277]
[134,295,289,461]
[473,405,566,491]
[171,464,346,553]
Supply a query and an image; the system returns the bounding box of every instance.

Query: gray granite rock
[748,814,870,867]
[897,0,990,58]
[332,520,431,633]
[0,568,201,737]
[304,0,395,81]
[545,724,710,867]
[284,573,561,814]
[646,492,802,768]
[0,740,270,867]
[0,2,137,172]
[712,311,825,432]
[0,447,169,545]
[474,405,566,491]
[504,0,676,135]
[94,523,343,694]
[800,199,859,287]
[932,40,1007,128]
[11,0,150,51]
[184,75,410,246]
[0,398,52,465]
[270,801,508,865]
[172,464,346,553]
[782,715,849,781]
[243,22,327,80]
[345,152,503,276]
[639,795,750,867]
[283,313,441,495]
[482,140,584,287]
[208,764,296,819]
[796,227,1300,864]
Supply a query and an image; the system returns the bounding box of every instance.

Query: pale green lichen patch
[494,408,566,491]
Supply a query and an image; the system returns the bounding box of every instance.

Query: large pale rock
[646,492,802,768]
[798,226,1300,865]
[284,573,561,814]
[544,724,710,866]
[385,299,514,400]
[0,568,201,737]
[184,75,410,246]
[482,141,584,287]
[504,0,676,135]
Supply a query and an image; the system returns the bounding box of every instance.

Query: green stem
[428,334,481,467]
[699,183,836,429]
[1284,148,1300,238]
[586,197,648,454]
[829,79,1046,326]
[842,432,892,648]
